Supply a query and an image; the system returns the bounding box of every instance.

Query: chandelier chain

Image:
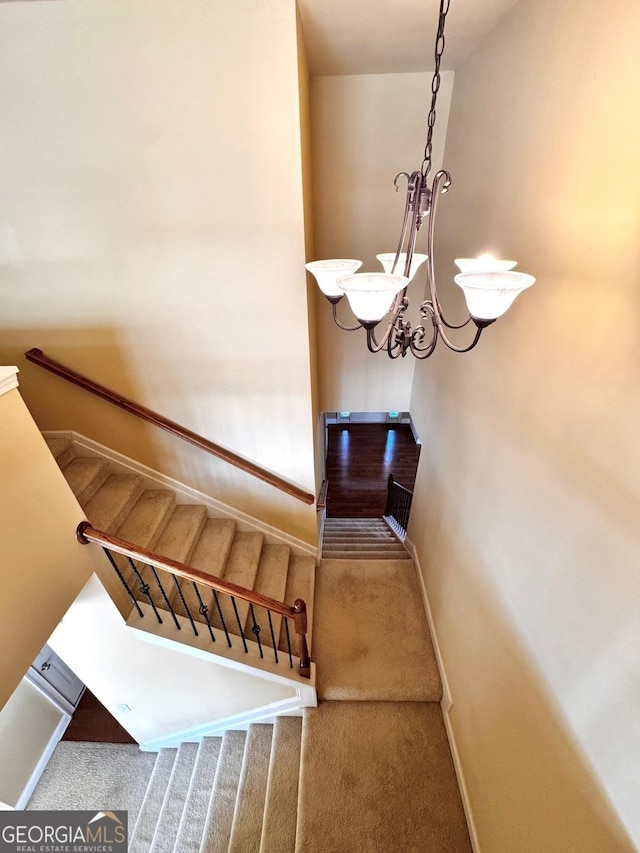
[421,0,451,178]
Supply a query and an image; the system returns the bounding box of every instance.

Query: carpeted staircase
[131,719,301,853]
[45,436,315,657]
[322,517,408,560]
[31,438,472,851]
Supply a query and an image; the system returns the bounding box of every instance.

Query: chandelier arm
[392,172,416,275]
[424,169,452,323]
[331,301,364,332]
[362,289,407,353]
[440,314,473,330]
[436,322,484,353]
[410,331,439,360]
[402,171,423,274]
[409,303,438,358]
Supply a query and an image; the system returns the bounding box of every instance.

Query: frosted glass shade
[454,257,517,273]
[337,273,409,323]
[376,253,428,282]
[305,259,362,298]
[454,271,535,320]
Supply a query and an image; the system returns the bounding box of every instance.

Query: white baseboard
[140,695,309,751]
[44,430,317,559]
[404,536,481,853]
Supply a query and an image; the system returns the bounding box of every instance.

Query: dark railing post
[384,473,394,516]
[293,599,311,678]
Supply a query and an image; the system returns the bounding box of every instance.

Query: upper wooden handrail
[77,521,311,676]
[26,348,315,505]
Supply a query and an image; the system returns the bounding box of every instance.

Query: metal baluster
[126,557,163,624]
[283,617,294,669]
[192,582,215,643]
[249,604,263,659]
[148,565,181,630]
[212,590,232,648]
[267,611,279,664]
[170,575,199,636]
[102,548,143,618]
[231,596,248,653]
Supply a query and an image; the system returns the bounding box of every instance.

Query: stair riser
[322,551,410,560]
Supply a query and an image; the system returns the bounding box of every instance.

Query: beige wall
[49,575,296,746]
[0,0,317,544]
[408,0,640,849]
[0,384,106,707]
[311,72,453,413]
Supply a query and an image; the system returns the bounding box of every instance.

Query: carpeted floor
[27,741,156,828]
[313,559,442,701]
[296,701,472,853]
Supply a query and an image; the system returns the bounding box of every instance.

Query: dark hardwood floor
[63,690,136,744]
[325,423,421,518]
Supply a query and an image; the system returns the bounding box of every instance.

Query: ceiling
[297,0,520,76]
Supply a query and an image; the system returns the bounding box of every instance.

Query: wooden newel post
[293,599,311,679]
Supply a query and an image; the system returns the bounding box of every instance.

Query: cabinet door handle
[40,662,51,671]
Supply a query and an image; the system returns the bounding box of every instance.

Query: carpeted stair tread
[44,436,75,467]
[199,729,247,853]
[61,456,110,505]
[228,724,273,853]
[296,702,472,853]
[278,555,316,655]
[208,532,264,634]
[149,742,199,853]
[113,489,177,591]
[260,716,302,853]
[314,559,441,701]
[245,544,291,649]
[321,549,410,560]
[189,518,238,577]
[323,532,397,541]
[170,518,237,623]
[154,503,208,564]
[174,737,223,853]
[130,747,177,853]
[323,541,405,551]
[83,473,145,533]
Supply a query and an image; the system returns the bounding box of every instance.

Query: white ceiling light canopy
[305,0,535,361]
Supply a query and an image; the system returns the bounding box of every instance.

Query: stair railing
[383,473,413,539]
[25,348,315,506]
[76,522,311,678]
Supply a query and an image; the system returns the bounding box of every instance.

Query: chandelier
[305,0,535,360]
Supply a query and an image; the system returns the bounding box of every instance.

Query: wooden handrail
[77,522,311,677]
[316,478,329,510]
[25,348,315,506]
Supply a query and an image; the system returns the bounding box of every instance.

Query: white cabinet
[0,645,84,809]
[30,644,84,711]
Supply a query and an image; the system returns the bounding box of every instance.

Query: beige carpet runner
[32,439,472,850]
[313,557,442,701]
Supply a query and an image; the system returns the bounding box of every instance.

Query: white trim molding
[43,430,318,558]
[140,695,308,752]
[404,535,481,853]
[128,603,316,694]
[0,367,19,397]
